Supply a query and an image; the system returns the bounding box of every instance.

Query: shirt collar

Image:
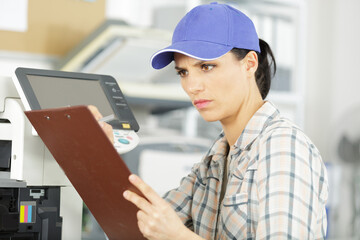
[206,101,279,161]
[206,132,228,162]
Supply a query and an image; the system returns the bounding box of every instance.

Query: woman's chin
[199,113,220,123]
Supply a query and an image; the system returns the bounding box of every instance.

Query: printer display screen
[27,75,115,117]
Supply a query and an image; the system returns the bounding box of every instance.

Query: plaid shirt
[163,102,328,239]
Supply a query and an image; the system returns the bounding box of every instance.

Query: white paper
[0,0,28,32]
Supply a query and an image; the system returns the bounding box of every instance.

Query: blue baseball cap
[151,2,260,69]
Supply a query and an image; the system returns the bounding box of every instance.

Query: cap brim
[150,41,233,69]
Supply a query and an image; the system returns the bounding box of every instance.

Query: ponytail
[255,39,276,99]
[230,39,276,99]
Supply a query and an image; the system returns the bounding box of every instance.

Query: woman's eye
[201,64,215,71]
[176,70,188,77]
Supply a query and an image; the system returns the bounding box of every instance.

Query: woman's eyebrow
[193,60,206,67]
[175,60,207,70]
[174,66,185,71]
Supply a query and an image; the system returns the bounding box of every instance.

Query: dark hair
[230,39,276,99]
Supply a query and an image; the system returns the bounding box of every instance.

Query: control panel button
[118,138,130,144]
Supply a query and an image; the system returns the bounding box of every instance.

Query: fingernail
[123,190,128,198]
[129,174,136,182]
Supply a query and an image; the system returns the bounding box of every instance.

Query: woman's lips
[194,99,212,109]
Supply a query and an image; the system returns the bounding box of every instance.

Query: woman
[120,3,328,239]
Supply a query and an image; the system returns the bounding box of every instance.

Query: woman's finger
[87,105,103,121]
[137,219,151,239]
[127,174,163,205]
[123,190,153,214]
[87,105,114,143]
[137,211,158,239]
[99,121,114,144]
[137,220,145,235]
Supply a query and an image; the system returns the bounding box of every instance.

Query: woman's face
[174,51,254,124]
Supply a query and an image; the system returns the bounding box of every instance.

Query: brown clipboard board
[25,105,145,240]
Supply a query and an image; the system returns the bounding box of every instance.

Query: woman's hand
[87,105,114,144]
[123,174,203,240]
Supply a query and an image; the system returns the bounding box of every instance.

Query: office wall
[0,0,105,56]
[0,0,106,77]
[306,1,360,237]
[305,0,360,163]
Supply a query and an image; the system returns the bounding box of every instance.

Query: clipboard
[25,105,145,240]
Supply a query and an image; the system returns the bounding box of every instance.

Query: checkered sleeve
[163,162,201,230]
[255,126,328,239]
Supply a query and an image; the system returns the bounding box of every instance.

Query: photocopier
[0,67,140,240]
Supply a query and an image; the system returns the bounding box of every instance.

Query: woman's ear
[244,51,258,76]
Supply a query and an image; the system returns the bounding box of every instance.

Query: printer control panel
[12,67,140,154]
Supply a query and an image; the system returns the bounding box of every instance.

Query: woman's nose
[186,75,204,95]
